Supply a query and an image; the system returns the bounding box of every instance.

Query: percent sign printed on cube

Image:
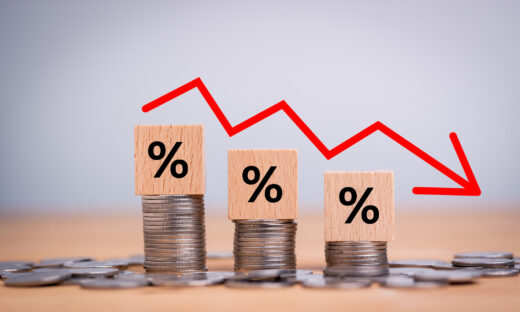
[324,171,394,241]
[134,125,204,195]
[228,149,297,220]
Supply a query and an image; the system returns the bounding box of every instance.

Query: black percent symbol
[339,187,379,224]
[242,166,282,203]
[148,141,188,178]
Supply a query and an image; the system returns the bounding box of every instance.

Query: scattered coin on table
[1,251,519,290]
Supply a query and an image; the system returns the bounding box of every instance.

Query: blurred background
[0,0,519,214]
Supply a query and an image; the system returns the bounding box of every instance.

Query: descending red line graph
[142,77,481,196]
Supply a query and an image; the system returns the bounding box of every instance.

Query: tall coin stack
[324,241,388,277]
[233,219,297,272]
[142,195,207,273]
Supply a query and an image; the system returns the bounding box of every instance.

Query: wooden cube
[228,149,298,220]
[134,125,204,195]
[324,171,394,241]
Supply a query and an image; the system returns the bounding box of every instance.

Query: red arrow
[142,77,481,196]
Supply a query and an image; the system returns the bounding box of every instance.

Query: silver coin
[454,252,514,259]
[225,279,294,289]
[0,261,35,268]
[33,267,119,277]
[64,260,129,269]
[0,263,32,273]
[114,271,135,277]
[431,261,462,270]
[452,258,514,268]
[160,276,224,287]
[302,276,372,289]
[4,271,71,287]
[80,278,148,289]
[380,275,448,289]
[478,268,519,277]
[414,270,481,284]
[515,258,520,264]
[36,257,95,268]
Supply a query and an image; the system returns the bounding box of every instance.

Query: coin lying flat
[64,260,129,270]
[478,268,519,277]
[302,276,372,289]
[431,261,463,270]
[37,257,94,268]
[225,279,294,289]
[413,270,481,284]
[454,252,514,259]
[34,267,119,277]
[452,258,514,268]
[0,262,32,274]
[80,278,148,289]
[4,271,71,287]
[379,275,448,289]
[0,261,34,268]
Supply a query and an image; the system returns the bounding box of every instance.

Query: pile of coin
[1,251,519,289]
[142,195,207,273]
[233,219,297,272]
[324,241,388,277]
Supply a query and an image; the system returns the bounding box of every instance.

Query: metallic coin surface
[302,276,372,289]
[64,260,129,269]
[33,267,119,277]
[478,268,519,277]
[80,278,148,289]
[452,258,515,268]
[4,271,71,287]
[454,252,514,259]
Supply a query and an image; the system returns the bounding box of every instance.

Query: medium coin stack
[324,241,388,277]
[233,219,297,272]
[142,195,207,273]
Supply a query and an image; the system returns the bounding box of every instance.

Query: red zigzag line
[142,77,480,196]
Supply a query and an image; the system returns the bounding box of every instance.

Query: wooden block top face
[324,171,394,242]
[228,149,298,220]
[134,125,204,195]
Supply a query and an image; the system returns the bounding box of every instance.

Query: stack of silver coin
[142,195,207,273]
[233,219,296,272]
[324,241,388,277]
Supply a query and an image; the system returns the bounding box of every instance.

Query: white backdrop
[0,0,519,212]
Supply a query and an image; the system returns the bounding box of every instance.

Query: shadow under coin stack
[233,219,297,272]
[142,195,207,273]
[324,241,388,277]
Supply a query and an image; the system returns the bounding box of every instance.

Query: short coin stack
[324,241,388,277]
[233,219,297,272]
[142,195,207,273]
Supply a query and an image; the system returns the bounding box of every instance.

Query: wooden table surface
[1,209,519,312]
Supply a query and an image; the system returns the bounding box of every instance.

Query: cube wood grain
[228,149,297,220]
[134,125,204,195]
[324,171,394,241]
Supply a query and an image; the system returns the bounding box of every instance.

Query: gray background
[0,0,519,213]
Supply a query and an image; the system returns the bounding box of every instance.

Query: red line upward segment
[142,77,480,196]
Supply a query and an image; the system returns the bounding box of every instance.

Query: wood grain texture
[134,125,204,195]
[228,149,297,220]
[325,171,394,241]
